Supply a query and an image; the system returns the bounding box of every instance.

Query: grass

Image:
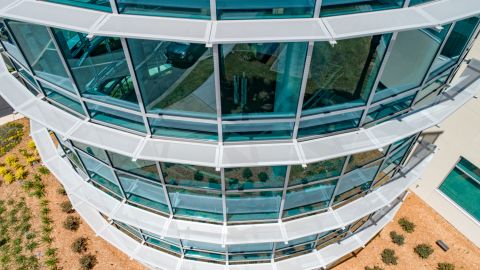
[0,123,24,157]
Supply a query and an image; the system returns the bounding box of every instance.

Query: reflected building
[0,0,479,269]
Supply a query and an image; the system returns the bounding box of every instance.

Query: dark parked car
[166,42,207,68]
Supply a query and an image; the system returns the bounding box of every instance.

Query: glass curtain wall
[0,20,29,68]
[216,0,315,19]
[44,0,112,12]
[320,0,404,17]
[116,0,211,19]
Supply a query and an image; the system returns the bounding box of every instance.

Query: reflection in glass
[226,191,282,221]
[220,43,307,119]
[374,27,450,102]
[0,21,28,68]
[414,72,449,106]
[167,187,223,221]
[346,149,384,173]
[409,0,435,5]
[85,102,146,133]
[222,121,294,141]
[116,0,210,19]
[43,83,85,115]
[72,140,109,163]
[298,110,362,137]
[225,166,287,190]
[303,35,391,114]
[228,243,273,263]
[289,157,345,186]
[161,162,221,190]
[283,179,337,217]
[45,0,112,12]
[148,117,218,141]
[366,94,415,124]
[217,0,314,20]
[320,0,404,17]
[108,151,160,181]
[127,39,216,118]
[274,234,316,259]
[53,29,139,110]
[8,21,75,92]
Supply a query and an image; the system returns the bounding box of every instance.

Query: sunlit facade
[1,0,480,269]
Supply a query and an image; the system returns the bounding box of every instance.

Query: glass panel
[220,42,308,119]
[11,60,38,89]
[161,162,221,190]
[72,140,109,163]
[127,39,216,118]
[148,117,218,141]
[289,157,345,186]
[143,230,182,254]
[53,29,140,111]
[44,0,112,12]
[7,21,75,92]
[226,191,282,221]
[414,72,449,105]
[298,110,362,137]
[374,26,451,102]
[117,172,169,214]
[457,158,480,183]
[429,17,480,79]
[167,187,223,221]
[283,179,338,217]
[116,0,210,19]
[228,242,273,262]
[108,151,160,181]
[366,94,415,124]
[41,82,85,115]
[77,150,123,197]
[346,149,384,173]
[333,160,382,205]
[225,166,287,190]
[409,0,435,6]
[321,0,404,17]
[85,101,147,133]
[303,35,391,114]
[113,220,143,240]
[222,121,294,141]
[0,21,28,67]
[217,0,314,20]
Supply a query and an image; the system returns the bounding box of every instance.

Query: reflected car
[95,76,135,100]
[166,42,207,68]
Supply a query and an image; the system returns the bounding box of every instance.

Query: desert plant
[5,155,18,166]
[365,266,384,270]
[45,257,58,267]
[45,247,57,257]
[14,167,28,180]
[381,249,398,265]
[398,217,415,233]
[3,172,15,184]
[0,166,9,177]
[26,241,38,251]
[414,244,434,259]
[79,254,97,270]
[0,122,24,157]
[437,263,455,270]
[27,140,36,151]
[38,166,50,175]
[26,156,39,165]
[63,216,80,231]
[60,201,74,213]
[389,231,405,246]
[57,187,67,196]
[71,237,88,253]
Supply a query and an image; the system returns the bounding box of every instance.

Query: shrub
[381,249,398,265]
[0,166,9,177]
[437,263,455,270]
[365,267,384,270]
[398,217,415,233]
[5,155,18,166]
[26,156,39,166]
[389,231,405,246]
[57,187,67,196]
[45,248,57,257]
[38,166,50,175]
[79,254,97,270]
[242,168,253,179]
[26,241,38,251]
[3,172,15,184]
[258,172,269,182]
[414,244,434,259]
[194,171,204,181]
[14,168,28,180]
[71,237,88,253]
[60,201,74,214]
[63,216,80,231]
[27,140,36,151]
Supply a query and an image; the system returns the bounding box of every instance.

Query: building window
[44,0,112,12]
[216,0,315,20]
[116,0,211,19]
[320,0,404,17]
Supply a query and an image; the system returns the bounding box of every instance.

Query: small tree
[242,168,253,179]
[38,166,50,175]
[437,263,455,270]
[60,201,74,214]
[258,172,269,182]
[193,171,204,181]
[398,217,415,233]
[414,244,434,259]
[389,231,405,246]
[71,237,88,253]
[381,249,398,265]
[79,254,97,270]
[63,216,80,231]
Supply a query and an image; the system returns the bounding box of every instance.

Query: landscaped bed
[0,118,145,270]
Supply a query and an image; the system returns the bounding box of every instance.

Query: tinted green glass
[226,191,282,221]
[0,21,28,68]
[409,0,436,6]
[303,35,390,114]
[72,140,109,163]
[225,166,287,190]
[298,110,362,137]
[414,72,449,106]
[85,102,147,133]
[161,162,221,190]
[374,26,450,102]
[289,157,345,186]
[148,117,218,141]
[108,151,160,181]
[167,187,223,221]
[429,17,480,79]
[53,29,139,111]
[127,39,216,118]
[366,94,415,124]
[283,179,338,217]
[320,0,404,17]
[45,0,112,12]
[346,149,385,173]
[116,0,210,19]
[41,82,85,115]
[220,42,307,119]
[222,121,294,141]
[7,21,75,92]
[217,0,314,20]
[457,157,480,182]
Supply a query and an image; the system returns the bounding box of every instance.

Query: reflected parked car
[166,42,207,68]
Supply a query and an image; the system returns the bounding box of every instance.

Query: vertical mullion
[210,0,217,20]
[2,21,35,75]
[358,32,399,126]
[277,165,292,220]
[292,41,314,139]
[221,168,227,223]
[403,0,411,8]
[156,162,175,217]
[104,151,128,200]
[313,0,323,18]
[108,0,119,13]
[212,44,224,142]
[46,27,90,119]
[368,144,395,191]
[120,38,152,136]
[328,155,351,207]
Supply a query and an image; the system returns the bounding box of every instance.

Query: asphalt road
[0,96,13,117]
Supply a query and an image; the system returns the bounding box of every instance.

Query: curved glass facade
[54,131,417,223]
[1,16,477,142]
